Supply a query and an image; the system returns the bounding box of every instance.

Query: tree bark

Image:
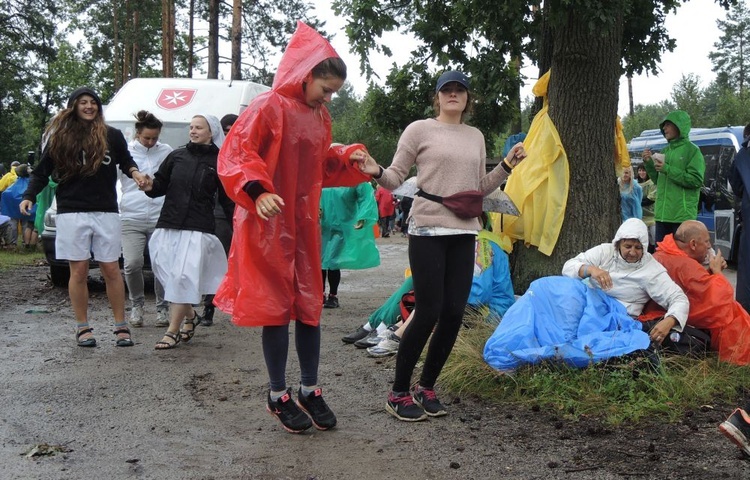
[130,9,140,80]
[511,5,623,293]
[208,0,219,79]
[113,0,121,91]
[162,0,175,77]
[231,0,242,80]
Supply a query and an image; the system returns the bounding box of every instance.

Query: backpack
[399,290,416,321]
[641,319,711,358]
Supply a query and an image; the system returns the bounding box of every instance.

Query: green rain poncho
[320,182,380,270]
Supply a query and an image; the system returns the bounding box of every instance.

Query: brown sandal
[155,331,180,350]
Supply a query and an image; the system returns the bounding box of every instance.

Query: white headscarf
[196,114,225,148]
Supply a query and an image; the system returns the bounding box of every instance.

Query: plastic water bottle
[669,332,681,343]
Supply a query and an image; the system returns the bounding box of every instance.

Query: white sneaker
[367,331,400,357]
[129,305,144,327]
[155,309,170,327]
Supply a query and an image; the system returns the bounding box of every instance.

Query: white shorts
[56,212,122,262]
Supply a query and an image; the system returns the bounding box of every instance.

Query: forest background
[3,0,749,286]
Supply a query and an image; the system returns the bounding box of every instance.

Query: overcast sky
[311,0,728,118]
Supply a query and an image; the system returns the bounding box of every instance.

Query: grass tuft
[0,247,45,270]
[441,310,750,424]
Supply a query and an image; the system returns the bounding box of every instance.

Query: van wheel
[50,264,70,288]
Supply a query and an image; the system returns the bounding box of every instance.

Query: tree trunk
[162,0,175,77]
[188,0,194,77]
[130,9,140,80]
[208,0,219,79]
[510,5,623,293]
[627,73,634,116]
[122,0,131,87]
[231,0,242,80]
[511,55,522,133]
[113,1,121,91]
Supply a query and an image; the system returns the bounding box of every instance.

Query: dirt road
[1,236,748,479]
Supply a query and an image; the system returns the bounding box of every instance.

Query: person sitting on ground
[345,221,516,352]
[640,220,750,365]
[1,164,37,248]
[0,213,13,248]
[484,218,689,371]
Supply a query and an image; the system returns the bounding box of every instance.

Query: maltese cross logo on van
[156,88,197,110]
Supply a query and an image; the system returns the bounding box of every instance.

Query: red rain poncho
[640,234,750,365]
[215,21,369,327]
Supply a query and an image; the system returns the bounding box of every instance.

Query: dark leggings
[262,321,321,392]
[322,269,341,295]
[393,234,475,392]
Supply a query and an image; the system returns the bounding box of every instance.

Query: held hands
[504,142,527,168]
[19,199,33,216]
[256,192,285,220]
[350,149,380,176]
[649,316,678,345]
[135,172,153,192]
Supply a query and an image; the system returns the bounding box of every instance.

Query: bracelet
[374,165,384,179]
[501,159,513,174]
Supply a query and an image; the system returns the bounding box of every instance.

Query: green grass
[0,247,45,270]
[441,313,750,425]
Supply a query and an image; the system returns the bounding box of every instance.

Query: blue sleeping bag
[483,276,650,371]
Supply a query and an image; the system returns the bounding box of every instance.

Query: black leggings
[262,321,321,392]
[393,234,475,392]
[322,269,341,295]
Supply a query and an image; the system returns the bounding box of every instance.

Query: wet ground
[1,235,749,479]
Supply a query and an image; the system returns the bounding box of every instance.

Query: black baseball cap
[67,87,103,111]
[435,71,470,92]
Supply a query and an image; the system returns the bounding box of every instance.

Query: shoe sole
[719,421,750,456]
[385,402,428,422]
[413,397,448,417]
[296,401,336,431]
[266,406,312,434]
[367,349,398,358]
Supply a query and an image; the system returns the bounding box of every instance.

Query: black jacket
[24,126,137,213]
[146,142,233,234]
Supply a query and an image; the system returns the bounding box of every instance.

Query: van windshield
[109,121,189,150]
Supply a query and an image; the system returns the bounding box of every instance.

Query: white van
[105,77,269,147]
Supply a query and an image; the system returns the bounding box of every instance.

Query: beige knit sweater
[376,118,510,230]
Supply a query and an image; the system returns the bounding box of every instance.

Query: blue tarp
[483,276,650,371]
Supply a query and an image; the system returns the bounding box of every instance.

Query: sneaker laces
[417,387,437,401]
[303,390,330,415]
[389,392,416,406]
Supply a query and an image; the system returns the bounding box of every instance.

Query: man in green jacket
[642,110,705,244]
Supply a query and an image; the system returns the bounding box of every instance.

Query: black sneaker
[266,389,313,433]
[297,387,337,430]
[412,386,448,417]
[719,408,750,456]
[323,294,339,308]
[342,326,371,344]
[385,391,427,422]
[354,329,381,349]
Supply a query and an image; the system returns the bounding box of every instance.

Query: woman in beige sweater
[359,71,526,421]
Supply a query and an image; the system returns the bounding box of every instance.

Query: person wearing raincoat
[641,220,750,365]
[642,110,705,243]
[320,181,380,308]
[618,165,642,222]
[143,114,232,351]
[215,22,371,434]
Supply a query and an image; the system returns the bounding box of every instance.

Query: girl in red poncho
[215,22,370,434]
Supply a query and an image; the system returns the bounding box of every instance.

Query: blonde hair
[44,98,108,183]
[618,166,635,194]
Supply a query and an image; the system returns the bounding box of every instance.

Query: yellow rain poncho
[496,71,569,256]
[614,116,631,177]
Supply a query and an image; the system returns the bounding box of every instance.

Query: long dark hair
[311,57,347,80]
[44,97,108,183]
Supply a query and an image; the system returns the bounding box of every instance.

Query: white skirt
[149,228,228,304]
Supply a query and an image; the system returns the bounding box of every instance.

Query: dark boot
[201,304,215,326]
